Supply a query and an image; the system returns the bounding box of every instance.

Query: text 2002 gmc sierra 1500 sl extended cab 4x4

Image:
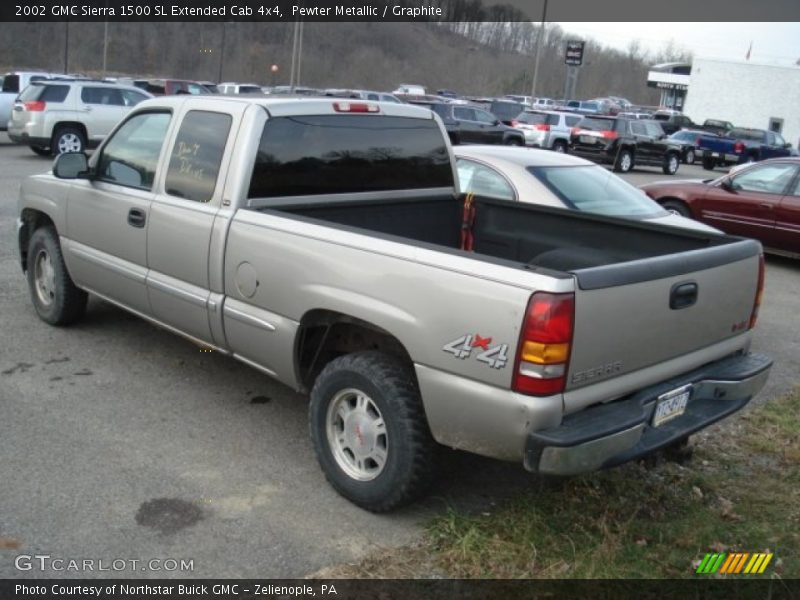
[17,96,772,511]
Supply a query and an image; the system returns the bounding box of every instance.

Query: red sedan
[640,158,800,258]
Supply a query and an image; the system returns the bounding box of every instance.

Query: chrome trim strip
[147,275,208,308]
[223,305,277,332]
[69,242,146,284]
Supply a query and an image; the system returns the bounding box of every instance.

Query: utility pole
[296,20,304,87]
[63,21,70,73]
[530,0,548,99]
[217,22,226,83]
[102,21,109,77]
[289,19,300,89]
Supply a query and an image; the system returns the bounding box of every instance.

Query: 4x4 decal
[443,334,509,369]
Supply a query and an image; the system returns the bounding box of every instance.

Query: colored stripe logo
[696,552,773,574]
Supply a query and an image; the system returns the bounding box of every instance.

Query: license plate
[580,135,596,144]
[652,385,691,427]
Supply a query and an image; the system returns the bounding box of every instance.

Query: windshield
[528,165,668,219]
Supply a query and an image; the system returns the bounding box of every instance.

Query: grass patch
[315,387,799,579]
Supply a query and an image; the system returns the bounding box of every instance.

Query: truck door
[774,173,800,254]
[145,100,245,345]
[63,110,172,315]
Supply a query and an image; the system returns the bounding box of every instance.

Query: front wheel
[662,200,692,219]
[30,145,51,157]
[309,351,437,512]
[505,136,523,146]
[684,148,695,164]
[614,149,633,173]
[26,227,88,325]
[662,153,680,175]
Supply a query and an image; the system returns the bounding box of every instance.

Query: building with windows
[682,57,800,151]
[646,62,691,110]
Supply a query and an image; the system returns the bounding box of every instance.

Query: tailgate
[564,240,761,412]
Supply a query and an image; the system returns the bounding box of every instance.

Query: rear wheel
[661,200,692,219]
[505,136,523,146]
[662,153,680,175]
[614,148,633,173]
[51,126,86,155]
[309,351,437,512]
[702,155,716,170]
[26,227,88,325]
[552,140,568,153]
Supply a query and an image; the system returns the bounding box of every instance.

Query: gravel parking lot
[1,135,798,579]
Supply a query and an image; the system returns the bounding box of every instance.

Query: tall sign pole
[530,0,548,99]
[563,40,585,100]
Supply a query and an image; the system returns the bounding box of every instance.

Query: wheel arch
[19,208,57,272]
[294,309,415,393]
[52,121,88,143]
[658,196,694,218]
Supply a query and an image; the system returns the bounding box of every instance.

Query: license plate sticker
[652,385,692,427]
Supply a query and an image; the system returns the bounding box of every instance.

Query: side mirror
[53,152,89,179]
[784,142,792,149]
[720,178,737,192]
[493,119,501,126]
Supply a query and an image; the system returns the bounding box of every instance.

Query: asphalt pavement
[1,137,798,579]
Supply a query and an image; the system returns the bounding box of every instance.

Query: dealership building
[669,57,800,150]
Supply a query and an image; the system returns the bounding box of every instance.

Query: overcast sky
[554,22,800,66]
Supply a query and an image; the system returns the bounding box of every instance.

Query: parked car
[135,79,214,95]
[569,115,683,174]
[409,100,525,146]
[489,99,525,125]
[700,119,735,137]
[652,111,696,135]
[640,157,800,258]
[453,145,715,232]
[698,127,793,170]
[392,83,426,95]
[618,111,654,120]
[1,70,55,131]
[218,82,263,94]
[7,79,151,155]
[667,129,708,164]
[512,110,582,151]
[590,98,622,115]
[503,94,533,106]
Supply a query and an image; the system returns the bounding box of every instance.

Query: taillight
[694,137,701,145]
[749,254,765,329]
[570,127,580,137]
[24,101,46,112]
[535,124,551,131]
[513,292,575,396]
[332,102,379,113]
[733,141,745,153]
[601,130,619,140]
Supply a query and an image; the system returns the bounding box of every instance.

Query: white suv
[513,109,582,151]
[7,79,151,156]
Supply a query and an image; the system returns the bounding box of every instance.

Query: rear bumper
[569,144,614,164]
[524,352,772,475]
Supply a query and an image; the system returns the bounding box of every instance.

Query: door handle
[83,106,93,112]
[127,208,146,228]
[759,203,773,210]
[670,281,698,310]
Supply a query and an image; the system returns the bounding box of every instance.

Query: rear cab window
[248,114,452,198]
[165,110,232,203]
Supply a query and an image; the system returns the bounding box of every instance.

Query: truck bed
[258,194,755,287]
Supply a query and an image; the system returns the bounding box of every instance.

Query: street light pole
[102,21,109,77]
[63,21,69,73]
[530,0,548,99]
[217,22,226,83]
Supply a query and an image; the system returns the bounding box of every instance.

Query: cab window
[456,159,515,201]
[96,112,171,190]
[165,111,232,203]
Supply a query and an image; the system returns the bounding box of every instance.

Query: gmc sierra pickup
[17,96,772,511]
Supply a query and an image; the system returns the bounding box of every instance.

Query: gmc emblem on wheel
[572,361,623,384]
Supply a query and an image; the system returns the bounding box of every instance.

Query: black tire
[51,126,86,155]
[505,136,523,146]
[661,200,692,219]
[309,351,437,512]
[702,155,716,170]
[26,226,88,325]
[613,148,633,173]
[662,152,680,175]
[30,145,52,157]
[552,140,568,153]
[684,148,695,165]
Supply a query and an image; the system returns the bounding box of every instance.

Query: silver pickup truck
[17,96,772,511]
